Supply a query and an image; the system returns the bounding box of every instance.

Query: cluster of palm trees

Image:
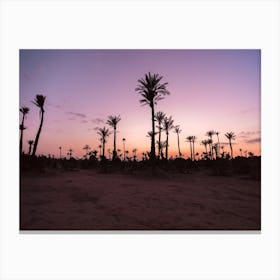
[20,94,46,157]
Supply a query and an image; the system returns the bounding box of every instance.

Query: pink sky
[20,50,261,159]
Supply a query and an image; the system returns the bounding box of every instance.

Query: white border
[1,1,279,280]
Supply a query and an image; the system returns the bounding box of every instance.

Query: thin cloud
[81,120,88,123]
[91,118,104,124]
[246,137,261,144]
[66,112,87,118]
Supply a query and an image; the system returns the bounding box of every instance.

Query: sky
[19,49,261,159]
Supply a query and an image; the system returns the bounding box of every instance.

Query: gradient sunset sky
[19,49,261,159]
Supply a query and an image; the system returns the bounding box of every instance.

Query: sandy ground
[20,169,260,230]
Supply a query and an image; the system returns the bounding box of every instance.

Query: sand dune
[20,169,260,230]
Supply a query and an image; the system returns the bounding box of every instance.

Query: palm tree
[225,132,236,159]
[201,140,208,157]
[207,138,213,159]
[19,106,29,155]
[98,145,102,159]
[191,136,197,160]
[31,94,46,156]
[163,116,174,160]
[27,140,34,155]
[106,115,121,160]
[59,146,62,159]
[135,72,169,161]
[155,111,166,158]
[122,138,126,161]
[239,148,243,157]
[186,136,193,160]
[215,131,220,154]
[206,130,215,160]
[83,144,91,159]
[132,148,137,161]
[174,125,182,157]
[97,127,111,159]
[68,148,73,159]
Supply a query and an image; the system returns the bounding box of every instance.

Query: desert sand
[20,168,260,230]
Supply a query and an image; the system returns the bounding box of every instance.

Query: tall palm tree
[19,106,29,155]
[163,116,174,160]
[155,111,166,158]
[83,144,91,159]
[132,148,137,161]
[106,115,121,160]
[31,94,46,156]
[135,72,169,161]
[225,132,236,159]
[97,127,111,159]
[174,125,182,157]
[27,140,34,155]
[206,130,215,160]
[186,136,193,160]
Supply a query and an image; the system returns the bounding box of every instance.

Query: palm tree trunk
[102,139,105,158]
[165,133,169,159]
[229,141,233,159]
[151,104,156,161]
[32,110,44,156]
[192,141,195,161]
[177,133,181,157]
[113,127,117,160]
[19,115,25,155]
[28,143,32,155]
[158,127,161,158]
[189,141,192,160]
[217,135,220,156]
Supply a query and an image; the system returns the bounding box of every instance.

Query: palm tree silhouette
[19,106,29,155]
[174,125,182,157]
[155,111,166,158]
[239,148,243,157]
[31,94,46,156]
[206,130,215,160]
[186,136,193,160]
[106,115,121,160]
[225,132,236,159]
[215,131,220,156]
[67,148,73,159]
[27,140,34,155]
[83,144,91,159]
[97,127,111,159]
[122,138,126,161]
[135,72,169,161]
[191,136,197,160]
[59,146,62,159]
[201,140,208,157]
[132,148,137,161]
[163,116,174,160]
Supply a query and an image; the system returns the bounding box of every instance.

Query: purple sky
[20,49,261,158]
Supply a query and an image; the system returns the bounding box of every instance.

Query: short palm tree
[225,132,236,159]
[31,94,46,156]
[201,140,208,155]
[106,115,121,160]
[27,140,34,155]
[83,144,91,159]
[97,127,111,159]
[132,148,137,161]
[174,125,182,157]
[215,131,220,155]
[19,106,29,155]
[135,72,169,161]
[155,111,166,158]
[59,146,62,159]
[206,130,215,160]
[163,116,174,160]
[122,138,126,161]
[191,136,197,160]
[186,136,193,160]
